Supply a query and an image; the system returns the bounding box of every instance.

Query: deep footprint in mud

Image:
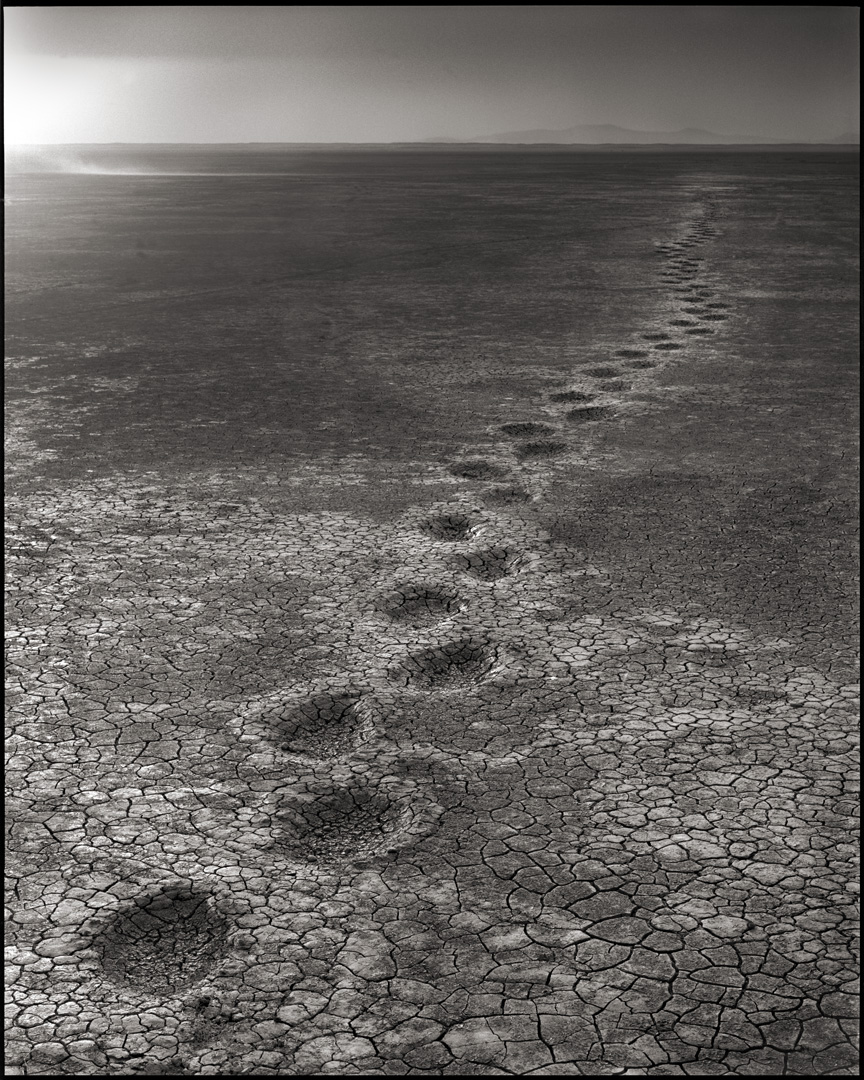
[449,458,510,481]
[267,689,371,759]
[379,583,463,625]
[549,390,595,403]
[277,786,414,865]
[419,512,476,541]
[95,888,229,995]
[583,366,621,378]
[565,405,614,422]
[499,421,557,438]
[482,486,532,506]
[388,637,497,690]
[515,439,569,458]
[451,546,516,581]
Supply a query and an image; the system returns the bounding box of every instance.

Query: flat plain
[5,147,860,1075]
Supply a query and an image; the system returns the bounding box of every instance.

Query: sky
[3,6,860,144]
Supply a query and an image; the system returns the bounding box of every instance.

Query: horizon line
[6,140,860,148]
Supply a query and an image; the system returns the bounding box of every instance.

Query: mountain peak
[431,123,788,145]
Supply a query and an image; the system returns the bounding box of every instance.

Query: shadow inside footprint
[732,685,787,705]
[420,513,475,541]
[451,546,514,581]
[500,422,557,437]
[482,486,532,506]
[379,584,462,624]
[583,366,621,378]
[550,390,595,403]
[278,786,412,865]
[389,638,496,691]
[565,405,614,422]
[96,889,229,994]
[449,459,510,480]
[515,440,569,458]
[615,349,650,359]
[270,690,369,759]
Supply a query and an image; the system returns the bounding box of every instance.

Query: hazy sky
[4,6,860,143]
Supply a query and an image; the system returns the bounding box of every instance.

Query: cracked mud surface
[6,148,860,1075]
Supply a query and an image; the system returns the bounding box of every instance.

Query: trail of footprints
[207,202,747,908]
[8,195,858,1075]
[20,496,854,1076]
[235,506,553,868]
[446,200,730,486]
[35,505,584,1030]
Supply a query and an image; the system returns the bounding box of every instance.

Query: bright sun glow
[5,57,76,143]
[3,56,133,144]
[4,59,48,144]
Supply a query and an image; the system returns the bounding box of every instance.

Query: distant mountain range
[424,123,859,145]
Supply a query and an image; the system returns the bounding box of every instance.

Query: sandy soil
[5,148,859,1075]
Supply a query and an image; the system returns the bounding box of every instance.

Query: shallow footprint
[482,485,532,506]
[516,440,569,458]
[388,637,496,691]
[277,784,414,865]
[449,458,510,481]
[269,689,370,759]
[420,512,476,541]
[583,365,621,378]
[378,584,463,625]
[565,405,614,422]
[500,421,557,438]
[549,390,595,403]
[95,888,229,994]
[451,546,514,581]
